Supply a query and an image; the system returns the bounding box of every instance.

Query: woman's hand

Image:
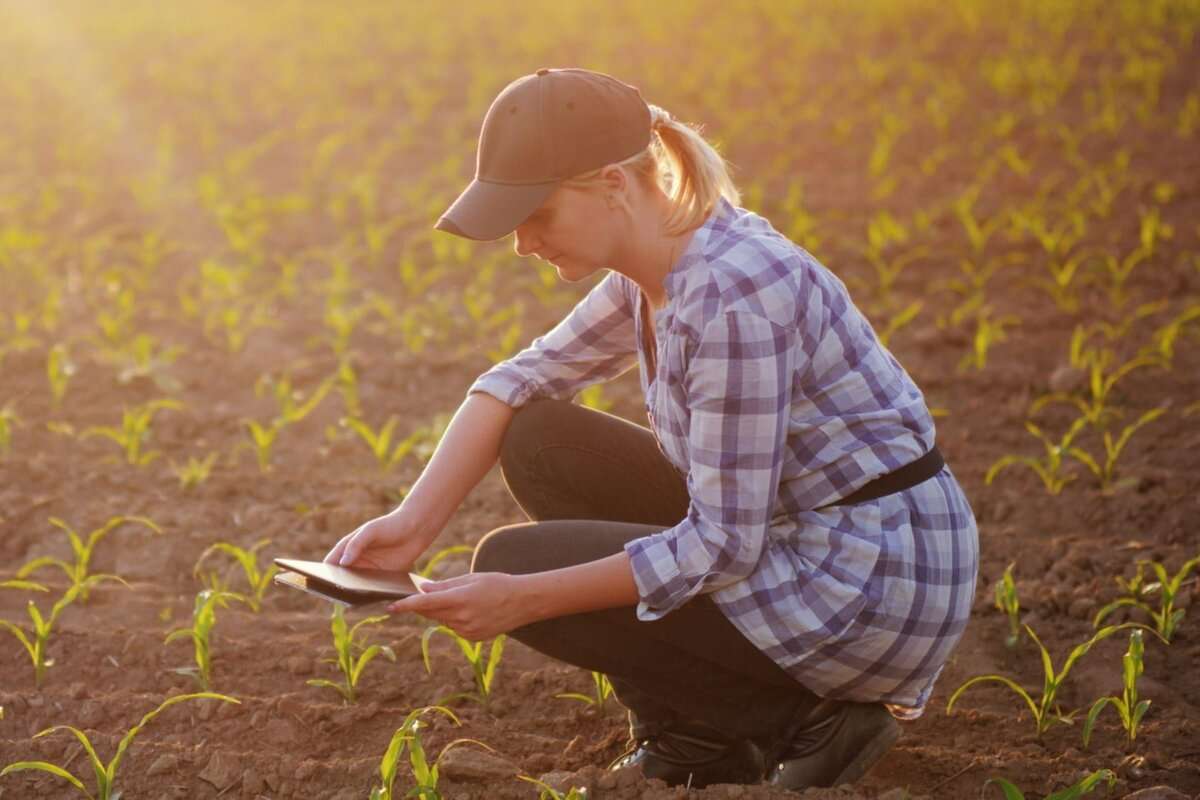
[323,510,431,572]
[387,572,536,641]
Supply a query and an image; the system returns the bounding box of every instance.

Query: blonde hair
[559,103,741,237]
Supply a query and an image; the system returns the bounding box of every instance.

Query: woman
[324,67,979,791]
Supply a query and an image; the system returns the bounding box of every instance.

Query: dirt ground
[1,2,1199,799]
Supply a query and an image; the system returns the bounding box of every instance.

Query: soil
[1,3,1199,800]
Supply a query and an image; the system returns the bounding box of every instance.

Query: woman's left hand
[387,572,536,641]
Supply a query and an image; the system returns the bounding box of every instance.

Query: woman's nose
[513,225,539,257]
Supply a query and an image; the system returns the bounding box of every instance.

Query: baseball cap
[434,67,652,241]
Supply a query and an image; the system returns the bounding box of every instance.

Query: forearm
[397,392,515,541]
[517,551,641,622]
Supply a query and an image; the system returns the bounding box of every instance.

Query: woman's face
[512,184,614,283]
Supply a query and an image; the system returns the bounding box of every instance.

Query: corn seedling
[46,342,75,405]
[0,402,18,455]
[371,705,494,800]
[255,371,335,426]
[555,670,614,710]
[946,623,1142,736]
[17,515,161,602]
[875,299,923,349]
[1094,556,1200,642]
[993,562,1022,648]
[519,775,589,799]
[242,417,281,472]
[415,545,474,579]
[1082,628,1150,748]
[985,417,1089,495]
[1032,336,1164,427]
[307,605,395,704]
[421,626,505,706]
[577,384,613,413]
[984,769,1115,800]
[1,580,48,592]
[169,451,219,489]
[107,333,183,393]
[0,692,239,800]
[1085,245,1151,309]
[341,415,421,472]
[193,538,279,612]
[1,576,127,687]
[957,308,1020,372]
[336,357,363,418]
[1138,304,1200,368]
[165,588,249,690]
[81,398,184,465]
[1067,406,1168,491]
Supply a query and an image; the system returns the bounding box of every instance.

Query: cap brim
[434,178,558,241]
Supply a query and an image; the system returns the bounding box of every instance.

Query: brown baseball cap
[434,67,652,241]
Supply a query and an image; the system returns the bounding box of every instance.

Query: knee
[471,524,531,575]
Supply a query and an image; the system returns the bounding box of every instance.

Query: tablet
[272,558,431,607]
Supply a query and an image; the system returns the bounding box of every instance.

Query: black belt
[814,446,945,510]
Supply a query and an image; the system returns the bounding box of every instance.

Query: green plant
[370,705,495,800]
[341,415,423,472]
[17,515,161,602]
[984,769,1115,800]
[993,562,1022,648]
[81,399,184,465]
[946,623,1142,736]
[242,418,281,472]
[169,452,220,489]
[307,605,395,704]
[1093,556,1200,642]
[46,342,76,405]
[519,775,589,799]
[1082,628,1150,748]
[985,418,1089,495]
[165,588,249,690]
[1032,334,1163,428]
[193,538,279,612]
[255,371,335,426]
[0,402,19,455]
[1,576,127,687]
[415,545,474,579]
[957,308,1021,372]
[421,626,505,706]
[1067,406,1167,491]
[0,692,239,799]
[555,670,614,710]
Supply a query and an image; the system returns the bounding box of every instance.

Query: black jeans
[470,398,820,752]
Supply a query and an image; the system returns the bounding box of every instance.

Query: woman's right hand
[322,510,432,573]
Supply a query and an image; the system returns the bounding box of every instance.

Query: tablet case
[272,558,430,607]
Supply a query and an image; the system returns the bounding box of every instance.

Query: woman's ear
[600,165,632,213]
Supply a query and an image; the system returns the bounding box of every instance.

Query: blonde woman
[325,67,979,791]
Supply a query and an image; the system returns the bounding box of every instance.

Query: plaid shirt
[468,197,979,714]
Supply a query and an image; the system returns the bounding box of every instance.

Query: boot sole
[830,715,901,785]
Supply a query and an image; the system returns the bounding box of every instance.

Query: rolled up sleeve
[467,272,638,408]
[624,311,796,619]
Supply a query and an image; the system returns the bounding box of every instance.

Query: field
[2,1,1199,798]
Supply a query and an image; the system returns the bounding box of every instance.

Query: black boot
[766,700,901,789]
[609,720,765,788]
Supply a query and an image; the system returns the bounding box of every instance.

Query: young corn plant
[165,588,249,690]
[0,402,19,455]
[81,398,184,465]
[371,705,495,800]
[956,308,1021,372]
[1,576,127,687]
[242,417,282,473]
[1082,628,1150,749]
[255,371,335,426]
[307,605,395,704]
[984,769,1116,800]
[17,515,161,603]
[341,415,421,472]
[1067,406,1168,491]
[1031,336,1163,428]
[169,451,219,489]
[946,623,1143,736]
[46,343,76,405]
[421,626,506,706]
[193,539,279,612]
[1093,556,1200,643]
[0,692,238,800]
[415,545,474,579]
[993,563,1022,649]
[555,671,615,710]
[519,775,590,799]
[985,417,1089,495]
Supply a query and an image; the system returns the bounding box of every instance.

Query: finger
[418,573,474,593]
[339,529,371,566]
[323,532,354,564]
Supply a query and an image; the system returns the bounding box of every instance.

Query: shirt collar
[661,196,736,298]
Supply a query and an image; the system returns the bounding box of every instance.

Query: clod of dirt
[146,753,179,776]
[437,744,519,782]
[1120,787,1190,800]
[198,750,241,791]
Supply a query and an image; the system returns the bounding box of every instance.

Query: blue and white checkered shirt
[468,197,979,714]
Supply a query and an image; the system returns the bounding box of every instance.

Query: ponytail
[560,103,741,236]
